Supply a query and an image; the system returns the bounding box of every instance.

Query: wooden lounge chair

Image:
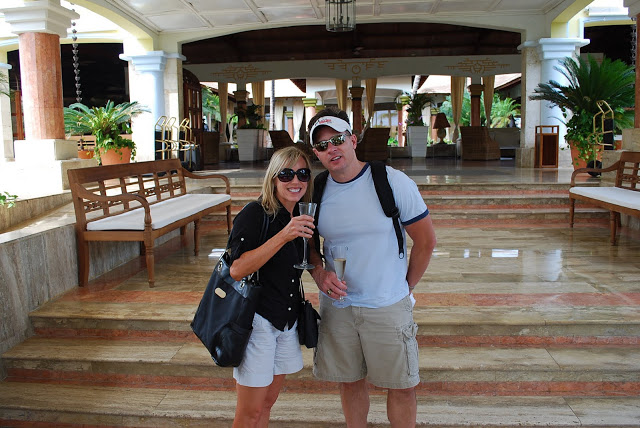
[356,127,390,162]
[460,126,500,160]
[269,130,315,160]
[269,130,296,152]
[460,126,501,160]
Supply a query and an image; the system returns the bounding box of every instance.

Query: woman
[228,146,315,427]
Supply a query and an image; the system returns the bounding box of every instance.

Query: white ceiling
[101,0,570,35]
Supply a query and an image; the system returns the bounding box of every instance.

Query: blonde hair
[261,146,313,216]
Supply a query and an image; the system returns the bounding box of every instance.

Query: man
[307,107,437,427]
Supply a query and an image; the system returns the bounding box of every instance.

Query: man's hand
[308,246,347,298]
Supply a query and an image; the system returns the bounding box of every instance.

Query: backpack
[312,161,404,259]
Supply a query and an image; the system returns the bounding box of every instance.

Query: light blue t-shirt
[318,163,428,308]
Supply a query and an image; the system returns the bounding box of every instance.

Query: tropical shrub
[64,101,148,163]
[529,54,635,164]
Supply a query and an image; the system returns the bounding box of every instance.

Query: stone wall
[0,220,181,379]
[0,180,222,379]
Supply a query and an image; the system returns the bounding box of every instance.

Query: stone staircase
[1,182,638,427]
[211,182,609,228]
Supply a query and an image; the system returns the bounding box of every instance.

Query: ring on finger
[327,289,332,296]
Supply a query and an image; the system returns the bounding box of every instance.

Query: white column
[518,43,542,168]
[0,62,13,161]
[624,0,640,16]
[521,38,589,167]
[119,51,185,162]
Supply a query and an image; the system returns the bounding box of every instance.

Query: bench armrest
[71,183,153,226]
[181,169,231,194]
[570,161,620,186]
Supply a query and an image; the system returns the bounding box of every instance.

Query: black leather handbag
[297,280,321,348]
[191,210,269,367]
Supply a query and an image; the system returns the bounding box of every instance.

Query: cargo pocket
[401,322,419,377]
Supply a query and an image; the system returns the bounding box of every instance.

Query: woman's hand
[279,214,315,243]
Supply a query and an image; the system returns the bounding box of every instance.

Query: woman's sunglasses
[277,168,311,183]
[312,133,350,152]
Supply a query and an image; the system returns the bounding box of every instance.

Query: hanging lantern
[325,0,356,32]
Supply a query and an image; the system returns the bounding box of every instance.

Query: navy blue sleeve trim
[402,208,429,226]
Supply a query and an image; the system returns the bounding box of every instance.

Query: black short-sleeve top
[227,201,303,331]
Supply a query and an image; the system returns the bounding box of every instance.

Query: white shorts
[233,313,304,387]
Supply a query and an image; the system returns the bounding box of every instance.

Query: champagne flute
[330,245,351,308]
[294,202,317,269]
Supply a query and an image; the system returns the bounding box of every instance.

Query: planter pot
[568,141,602,170]
[77,149,94,159]
[407,126,429,158]
[100,147,132,165]
[237,129,266,161]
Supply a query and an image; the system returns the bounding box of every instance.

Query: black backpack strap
[370,161,404,259]
[311,170,329,258]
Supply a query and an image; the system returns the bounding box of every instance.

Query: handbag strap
[299,278,309,303]
[255,209,269,283]
[223,203,270,281]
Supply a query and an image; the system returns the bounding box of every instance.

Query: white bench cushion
[87,194,230,231]
[570,187,640,210]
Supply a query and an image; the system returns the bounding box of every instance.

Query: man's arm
[404,215,437,290]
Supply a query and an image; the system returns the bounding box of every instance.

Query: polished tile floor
[2,158,639,426]
[203,156,592,185]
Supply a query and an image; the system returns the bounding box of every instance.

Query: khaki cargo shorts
[312,294,419,389]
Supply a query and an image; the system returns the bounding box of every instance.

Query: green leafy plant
[529,54,635,164]
[440,93,519,128]
[490,96,520,128]
[202,86,221,124]
[237,104,266,129]
[402,92,433,126]
[0,191,18,208]
[0,72,10,98]
[64,100,148,163]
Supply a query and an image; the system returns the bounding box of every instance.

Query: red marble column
[349,86,364,136]
[468,84,484,127]
[396,104,404,146]
[302,98,317,142]
[18,32,65,140]
[636,13,640,128]
[235,89,248,128]
[285,111,294,140]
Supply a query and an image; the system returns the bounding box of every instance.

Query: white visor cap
[310,116,352,143]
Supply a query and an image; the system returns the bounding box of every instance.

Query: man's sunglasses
[277,168,311,183]
[312,133,350,152]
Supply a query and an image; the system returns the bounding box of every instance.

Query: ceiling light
[326,0,356,32]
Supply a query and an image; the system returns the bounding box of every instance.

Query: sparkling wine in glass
[294,202,317,270]
[330,245,351,308]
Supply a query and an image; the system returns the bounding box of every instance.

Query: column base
[516,147,534,168]
[622,128,640,151]
[0,158,95,199]
[14,139,78,162]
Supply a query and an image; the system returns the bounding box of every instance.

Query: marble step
[28,301,640,345]
[227,191,575,208]
[205,206,608,226]
[2,382,638,427]
[4,337,640,396]
[214,182,585,195]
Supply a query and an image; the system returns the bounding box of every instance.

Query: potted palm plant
[235,104,267,161]
[530,54,635,168]
[402,92,433,158]
[64,100,148,165]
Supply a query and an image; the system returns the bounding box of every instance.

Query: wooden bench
[356,127,390,162]
[68,159,232,287]
[569,151,640,245]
